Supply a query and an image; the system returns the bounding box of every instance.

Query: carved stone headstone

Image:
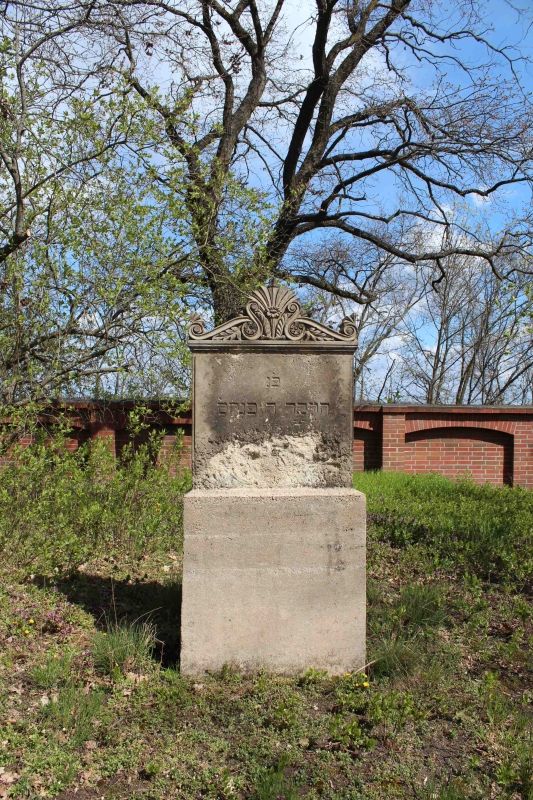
[181,285,366,675]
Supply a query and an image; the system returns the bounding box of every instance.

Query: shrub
[366,689,426,730]
[328,714,375,750]
[0,430,191,577]
[354,472,533,587]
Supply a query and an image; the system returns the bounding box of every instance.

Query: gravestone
[181,284,366,674]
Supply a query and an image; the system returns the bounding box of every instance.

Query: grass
[0,466,531,799]
[30,649,76,689]
[92,619,157,678]
[354,471,533,587]
[41,685,107,748]
[252,755,300,800]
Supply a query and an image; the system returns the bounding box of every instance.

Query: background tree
[0,141,193,405]
[297,236,424,399]
[397,254,533,404]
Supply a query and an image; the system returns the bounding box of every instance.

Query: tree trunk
[211,278,249,326]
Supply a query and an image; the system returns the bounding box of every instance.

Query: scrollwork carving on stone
[188,284,358,343]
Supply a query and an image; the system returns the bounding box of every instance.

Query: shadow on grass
[41,573,182,667]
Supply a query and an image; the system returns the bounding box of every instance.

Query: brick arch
[405,426,514,486]
[405,418,517,437]
[353,427,381,471]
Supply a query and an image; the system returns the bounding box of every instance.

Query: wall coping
[355,404,533,416]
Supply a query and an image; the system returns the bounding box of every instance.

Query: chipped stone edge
[185,486,365,498]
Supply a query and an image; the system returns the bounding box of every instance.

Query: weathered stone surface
[192,351,354,488]
[180,488,366,675]
[181,284,365,675]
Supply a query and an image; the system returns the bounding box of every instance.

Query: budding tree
[0,4,192,404]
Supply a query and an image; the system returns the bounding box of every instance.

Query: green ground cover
[0,446,531,799]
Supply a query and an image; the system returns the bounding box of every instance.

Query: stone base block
[180,487,366,675]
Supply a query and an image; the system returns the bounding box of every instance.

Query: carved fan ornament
[188,284,358,344]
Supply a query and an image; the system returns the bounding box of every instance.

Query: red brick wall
[513,420,533,489]
[372,406,532,488]
[404,427,513,485]
[1,402,532,488]
[0,429,85,467]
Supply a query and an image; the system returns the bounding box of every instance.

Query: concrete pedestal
[180,487,366,675]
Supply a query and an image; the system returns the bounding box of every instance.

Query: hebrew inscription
[216,401,330,417]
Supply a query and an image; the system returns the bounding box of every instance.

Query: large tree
[83,0,533,321]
